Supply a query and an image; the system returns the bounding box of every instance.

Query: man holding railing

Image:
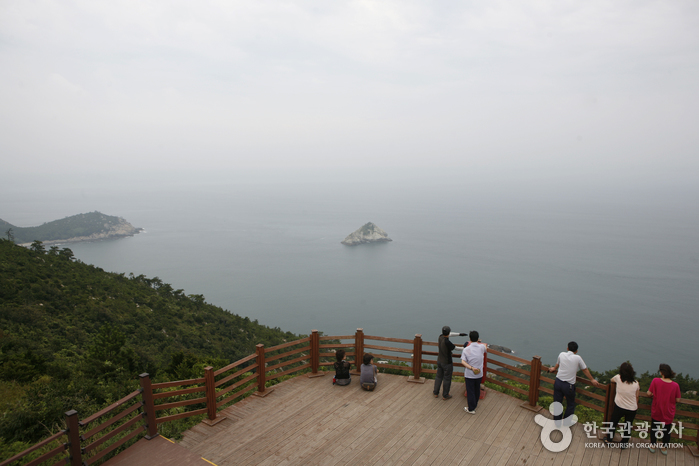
[547,341,601,421]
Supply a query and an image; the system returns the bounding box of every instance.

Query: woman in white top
[605,361,640,447]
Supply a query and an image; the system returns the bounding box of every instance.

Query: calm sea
[4,172,698,376]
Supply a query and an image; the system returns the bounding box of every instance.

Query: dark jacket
[334,360,351,379]
[437,334,456,365]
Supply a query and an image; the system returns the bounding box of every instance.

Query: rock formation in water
[341,222,392,246]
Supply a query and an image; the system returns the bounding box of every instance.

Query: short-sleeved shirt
[360,364,377,384]
[611,374,639,411]
[461,342,486,379]
[334,360,351,380]
[555,351,587,384]
[649,378,681,424]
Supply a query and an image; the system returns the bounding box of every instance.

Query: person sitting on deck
[360,353,378,391]
[333,349,352,386]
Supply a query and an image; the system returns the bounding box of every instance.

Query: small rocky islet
[341,222,392,246]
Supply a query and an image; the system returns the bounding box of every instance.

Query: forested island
[0,238,297,458]
[1,211,141,245]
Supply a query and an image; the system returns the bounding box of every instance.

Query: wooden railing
[4,329,698,465]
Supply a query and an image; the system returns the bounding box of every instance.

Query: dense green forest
[1,211,139,244]
[0,238,297,458]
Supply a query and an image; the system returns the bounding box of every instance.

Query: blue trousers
[553,378,576,420]
[433,362,453,397]
[465,377,482,411]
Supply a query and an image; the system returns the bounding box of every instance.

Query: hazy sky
[1,1,698,184]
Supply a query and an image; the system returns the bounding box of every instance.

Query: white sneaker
[463,407,476,414]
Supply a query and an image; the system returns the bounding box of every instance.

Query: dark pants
[465,377,481,411]
[433,362,453,397]
[553,378,576,421]
[607,404,637,444]
[651,418,672,448]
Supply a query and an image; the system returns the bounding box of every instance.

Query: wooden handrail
[265,354,309,373]
[152,385,205,399]
[319,334,355,340]
[155,397,207,412]
[214,352,257,376]
[151,377,205,390]
[265,337,311,353]
[363,343,412,354]
[0,430,66,466]
[80,389,142,426]
[487,348,530,365]
[82,415,143,454]
[11,328,699,465]
[264,345,310,364]
[216,372,258,400]
[22,443,67,466]
[364,335,414,344]
[215,363,258,388]
[82,402,143,441]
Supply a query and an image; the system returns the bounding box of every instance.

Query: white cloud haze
[1,0,698,185]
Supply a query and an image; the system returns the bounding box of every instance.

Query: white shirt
[611,374,639,411]
[461,342,486,379]
[555,351,587,384]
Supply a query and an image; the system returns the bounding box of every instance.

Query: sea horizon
[3,170,698,377]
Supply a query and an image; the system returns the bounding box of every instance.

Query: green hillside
[0,238,297,457]
[1,211,140,244]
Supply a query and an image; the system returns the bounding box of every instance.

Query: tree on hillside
[58,248,74,261]
[29,241,45,254]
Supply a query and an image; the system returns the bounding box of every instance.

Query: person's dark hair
[469,330,479,342]
[336,349,345,362]
[363,353,374,365]
[567,341,579,353]
[659,363,676,379]
[619,361,636,384]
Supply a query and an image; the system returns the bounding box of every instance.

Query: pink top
[649,378,681,424]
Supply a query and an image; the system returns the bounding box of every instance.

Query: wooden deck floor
[171,373,698,466]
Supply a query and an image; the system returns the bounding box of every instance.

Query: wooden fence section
[3,378,152,466]
[5,329,699,465]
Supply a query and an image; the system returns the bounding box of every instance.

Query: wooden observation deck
[114,373,698,465]
[4,329,699,466]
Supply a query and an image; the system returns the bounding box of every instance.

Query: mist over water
[3,170,698,376]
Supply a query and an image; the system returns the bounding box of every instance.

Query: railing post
[253,344,273,397]
[65,410,83,466]
[352,328,364,375]
[202,366,226,426]
[308,330,325,378]
[521,356,543,412]
[603,381,615,424]
[690,427,699,457]
[139,373,159,439]
[407,334,425,383]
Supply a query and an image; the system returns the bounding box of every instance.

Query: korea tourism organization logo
[535,402,687,452]
[534,402,578,453]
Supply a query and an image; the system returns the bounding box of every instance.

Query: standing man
[461,330,486,414]
[547,341,601,421]
[433,326,456,400]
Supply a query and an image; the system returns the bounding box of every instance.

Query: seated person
[360,353,378,391]
[333,349,352,386]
